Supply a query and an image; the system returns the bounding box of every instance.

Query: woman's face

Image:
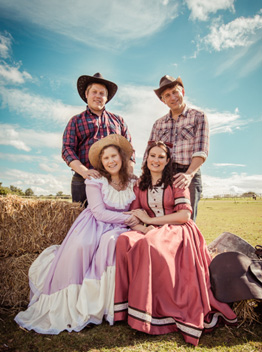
[147,146,169,173]
[101,146,122,176]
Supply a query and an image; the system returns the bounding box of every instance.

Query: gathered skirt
[114,220,237,346]
[15,207,128,334]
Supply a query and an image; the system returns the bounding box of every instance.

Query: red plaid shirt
[62,106,134,168]
[146,105,209,165]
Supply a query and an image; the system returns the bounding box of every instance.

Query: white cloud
[213,163,245,167]
[0,87,81,124]
[113,85,167,158]
[0,123,62,150]
[185,0,235,21]
[202,173,262,197]
[202,14,262,51]
[0,0,180,49]
[0,62,32,84]
[2,168,70,195]
[204,108,248,134]
[112,85,248,157]
[0,31,12,59]
[0,125,30,151]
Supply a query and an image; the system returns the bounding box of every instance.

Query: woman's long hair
[96,144,130,186]
[139,141,173,191]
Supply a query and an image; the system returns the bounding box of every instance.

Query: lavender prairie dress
[15,177,135,334]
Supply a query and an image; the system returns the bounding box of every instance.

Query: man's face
[85,83,108,112]
[161,85,184,112]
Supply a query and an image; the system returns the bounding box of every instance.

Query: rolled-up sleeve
[192,112,209,160]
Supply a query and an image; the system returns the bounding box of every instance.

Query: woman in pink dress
[114,141,237,346]
[15,134,138,334]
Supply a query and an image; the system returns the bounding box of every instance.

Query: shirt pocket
[157,129,170,142]
[180,125,195,140]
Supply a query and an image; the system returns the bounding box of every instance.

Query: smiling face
[147,146,169,174]
[161,84,185,114]
[85,83,108,113]
[101,146,122,176]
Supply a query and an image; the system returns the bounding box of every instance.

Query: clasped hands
[124,209,155,231]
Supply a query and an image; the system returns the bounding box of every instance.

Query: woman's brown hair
[96,144,130,186]
[139,141,173,191]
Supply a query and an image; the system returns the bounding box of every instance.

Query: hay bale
[0,253,38,311]
[0,195,83,257]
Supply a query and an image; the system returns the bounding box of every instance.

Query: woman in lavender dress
[15,135,138,334]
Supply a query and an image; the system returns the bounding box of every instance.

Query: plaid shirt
[62,106,134,168]
[146,105,209,165]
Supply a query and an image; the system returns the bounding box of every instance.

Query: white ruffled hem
[85,177,136,210]
[15,266,116,335]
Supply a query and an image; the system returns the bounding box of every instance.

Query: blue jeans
[71,173,87,207]
[188,169,202,222]
[173,164,202,222]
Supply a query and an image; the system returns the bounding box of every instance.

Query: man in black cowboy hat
[146,75,209,221]
[62,73,134,206]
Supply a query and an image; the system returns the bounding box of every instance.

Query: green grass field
[1,198,262,352]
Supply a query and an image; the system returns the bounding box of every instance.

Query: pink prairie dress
[15,177,135,334]
[114,184,237,346]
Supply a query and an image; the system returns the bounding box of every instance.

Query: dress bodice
[85,177,136,212]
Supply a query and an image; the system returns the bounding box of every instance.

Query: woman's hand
[124,214,140,227]
[130,209,151,224]
[144,225,155,234]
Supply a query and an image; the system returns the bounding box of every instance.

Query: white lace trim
[85,177,136,210]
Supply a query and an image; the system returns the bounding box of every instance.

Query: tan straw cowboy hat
[154,75,184,100]
[77,72,118,103]
[89,134,133,169]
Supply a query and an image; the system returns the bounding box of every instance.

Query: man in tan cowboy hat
[146,75,209,221]
[62,72,134,206]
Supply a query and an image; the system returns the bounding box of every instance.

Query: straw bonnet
[77,72,118,103]
[89,134,133,169]
[209,251,262,303]
[154,75,184,100]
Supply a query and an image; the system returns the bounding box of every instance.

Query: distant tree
[56,191,64,197]
[10,185,24,196]
[242,191,257,198]
[0,186,10,195]
[25,188,34,197]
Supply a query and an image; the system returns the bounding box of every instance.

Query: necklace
[111,179,122,186]
[110,179,124,190]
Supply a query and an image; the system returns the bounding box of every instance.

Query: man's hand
[173,172,193,189]
[83,169,101,180]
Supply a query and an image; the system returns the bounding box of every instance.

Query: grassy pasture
[0,198,262,352]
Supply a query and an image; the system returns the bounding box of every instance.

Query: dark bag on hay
[209,250,262,303]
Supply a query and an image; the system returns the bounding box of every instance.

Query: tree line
[0,182,70,199]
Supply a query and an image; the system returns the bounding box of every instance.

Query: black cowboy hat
[77,72,118,104]
[209,251,262,303]
[154,75,184,100]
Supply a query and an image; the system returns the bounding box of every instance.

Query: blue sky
[0,0,261,197]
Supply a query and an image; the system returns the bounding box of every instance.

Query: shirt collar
[165,104,188,122]
[86,105,106,116]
